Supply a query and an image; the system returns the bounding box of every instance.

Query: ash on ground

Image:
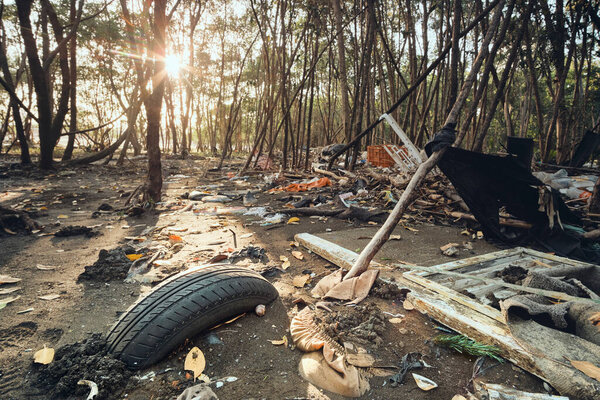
[77,245,136,282]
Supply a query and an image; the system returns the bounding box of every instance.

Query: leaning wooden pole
[344,0,507,280]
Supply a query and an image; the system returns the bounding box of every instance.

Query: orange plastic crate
[367,145,395,167]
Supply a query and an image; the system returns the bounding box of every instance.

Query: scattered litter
[17,307,34,314]
[176,383,218,400]
[229,246,267,263]
[34,345,55,364]
[39,294,60,300]
[280,255,290,270]
[0,295,20,306]
[287,217,300,225]
[388,353,427,387]
[243,191,258,206]
[389,318,404,324]
[184,347,206,381]
[36,264,57,270]
[0,275,21,284]
[255,304,266,317]
[77,380,99,400]
[293,274,310,288]
[0,286,21,295]
[189,190,209,201]
[269,177,332,192]
[243,207,268,217]
[202,195,232,203]
[412,373,437,391]
[125,254,144,261]
[269,336,288,346]
[291,250,304,260]
[169,234,183,244]
[260,213,286,226]
[389,234,402,240]
[440,242,460,257]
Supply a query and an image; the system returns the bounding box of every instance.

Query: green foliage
[434,334,503,363]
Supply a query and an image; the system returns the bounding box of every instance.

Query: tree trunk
[142,0,167,202]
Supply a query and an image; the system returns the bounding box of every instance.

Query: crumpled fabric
[311,268,379,304]
[291,308,370,397]
[424,122,456,155]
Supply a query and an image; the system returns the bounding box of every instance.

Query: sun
[164,54,181,76]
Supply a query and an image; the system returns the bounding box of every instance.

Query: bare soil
[0,155,548,399]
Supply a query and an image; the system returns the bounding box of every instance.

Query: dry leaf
[367,221,378,225]
[126,254,144,261]
[184,347,206,381]
[403,225,418,232]
[477,231,484,239]
[291,251,304,260]
[280,255,288,261]
[569,359,600,382]
[293,274,310,288]
[452,395,467,400]
[389,317,404,324]
[0,295,20,305]
[460,230,470,236]
[282,260,290,270]
[289,241,299,247]
[0,275,21,284]
[39,294,60,300]
[57,214,69,219]
[36,264,57,270]
[269,336,288,346]
[412,373,437,391]
[287,217,300,225]
[0,286,21,295]
[403,299,415,311]
[34,346,55,365]
[389,235,402,240]
[17,307,34,314]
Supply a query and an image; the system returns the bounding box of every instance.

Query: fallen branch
[280,206,387,222]
[63,127,130,166]
[313,167,342,181]
[449,211,533,229]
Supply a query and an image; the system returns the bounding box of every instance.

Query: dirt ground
[0,155,548,399]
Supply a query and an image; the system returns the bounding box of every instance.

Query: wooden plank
[295,232,385,271]
[404,273,506,323]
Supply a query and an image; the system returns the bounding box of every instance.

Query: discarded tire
[106,264,279,369]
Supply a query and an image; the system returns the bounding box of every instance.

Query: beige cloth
[311,268,379,304]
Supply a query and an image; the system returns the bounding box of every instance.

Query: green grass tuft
[434,334,503,363]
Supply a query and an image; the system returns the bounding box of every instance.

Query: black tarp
[567,130,600,168]
[424,127,598,262]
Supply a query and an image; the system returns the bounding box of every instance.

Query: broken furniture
[296,233,600,400]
